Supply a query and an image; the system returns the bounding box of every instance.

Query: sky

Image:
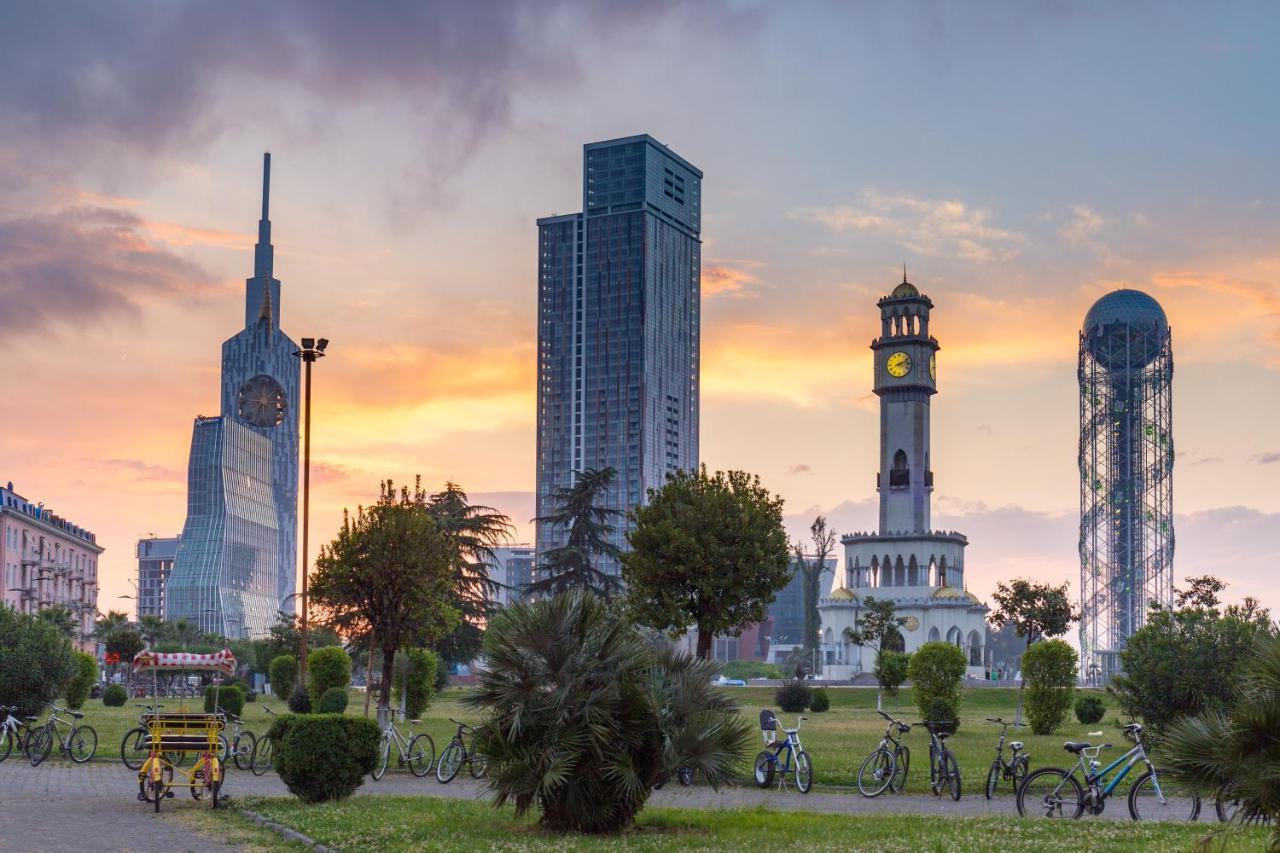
[1,1,1277,620]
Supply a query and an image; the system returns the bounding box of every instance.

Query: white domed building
[818,275,989,679]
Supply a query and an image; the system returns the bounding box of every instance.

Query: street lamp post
[292,337,328,690]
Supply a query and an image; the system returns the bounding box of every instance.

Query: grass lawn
[47,684,1153,797]
[227,795,1267,852]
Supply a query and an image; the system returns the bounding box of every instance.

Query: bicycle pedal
[165,791,175,798]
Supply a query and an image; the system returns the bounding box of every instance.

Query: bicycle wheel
[216,734,230,763]
[0,729,12,763]
[1128,768,1200,822]
[436,741,463,783]
[406,733,433,777]
[250,735,273,776]
[29,727,52,767]
[372,736,391,781]
[985,761,1001,800]
[944,749,961,801]
[233,730,257,771]
[928,745,942,795]
[753,751,775,788]
[139,759,175,811]
[1017,767,1085,819]
[469,751,489,779]
[795,751,813,794]
[1012,755,1030,792]
[121,727,149,771]
[69,725,97,763]
[857,748,894,798]
[890,744,910,794]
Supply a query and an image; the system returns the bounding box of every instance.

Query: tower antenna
[903,263,908,284]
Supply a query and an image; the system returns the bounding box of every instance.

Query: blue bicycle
[753,710,813,793]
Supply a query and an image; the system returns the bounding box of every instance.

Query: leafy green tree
[63,650,99,710]
[93,610,131,640]
[392,648,440,718]
[39,605,78,640]
[0,607,76,716]
[907,642,967,732]
[468,590,751,833]
[167,617,202,650]
[988,578,1078,721]
[623,467,791,659]
[138,614,167,647]
[263,611,339,663]
[794,516,836,673]
[1022,639,1078,734]
[270,654,298,699]
[1164,632,1280,845]
[528,467,624,598]
[424,481,513,665]
[854,596,908,652]
[310,479,460,711]
[1110,577,1272,737]
[874,650,911,707]
[307,646,351,707]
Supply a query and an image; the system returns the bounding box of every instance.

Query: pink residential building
[1,481,103,651]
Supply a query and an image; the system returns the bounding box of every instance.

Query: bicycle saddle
[935,732,951,741]
[1009,741,1024,750]
[1063,742,1094,753]
[410,719,423,725]
[759,709,778,731]
[69,711,83,719]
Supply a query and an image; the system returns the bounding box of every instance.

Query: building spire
[903,262,908,284]
[254,152,273,279]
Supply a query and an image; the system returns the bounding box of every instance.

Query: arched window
[908,555,919,586]
[928,626,941,643]
[894,556,906,586]
[891,450,909,487]
[967,630,983,667]
[946,626,962,647]
[938,556,948,588]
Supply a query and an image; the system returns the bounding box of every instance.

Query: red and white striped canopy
[132,649,237,675]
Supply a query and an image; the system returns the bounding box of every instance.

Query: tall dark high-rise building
[535,135,701,575]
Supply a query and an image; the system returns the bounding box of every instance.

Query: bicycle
[1017,723,1200,821]
[857,710,911,797]
[373,716,435,780]
[250,704,277,776]
[216,708,258,771]
[1215,783,1272,825]
[916,719,961,800]
[753,710,813,794]
[0,705,39,763]
[984,716,1029,799]
[437,718,486,783]
[122,703,183,770]
[28,703,97,765]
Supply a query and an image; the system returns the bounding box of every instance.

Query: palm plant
[138,614,167,648]
[467,590,751,834]
[1164,631,1280,845]
[528,467,623,598]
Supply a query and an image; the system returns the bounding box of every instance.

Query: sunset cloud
[703,259,763,298]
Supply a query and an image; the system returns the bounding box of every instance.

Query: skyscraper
[1079,289,1174,682]
[535,135,701,575]
[168,154,300,637]
[136,535,179,620]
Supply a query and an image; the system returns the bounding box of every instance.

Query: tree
[623,466,792,659]
[794,515,836,674]
[307,645,352,707]
[1110,578,1272,737]
[424,481,513,665]
[39,605,78,640]
[1174,574,1225,610]
[874,651,910,706]
[263,611,340,663]
[988,578,1078,722]
[528,467,624,598]
[1022,639,1078,735]
[854,596,908,652]
[467,590,751,833]
[270,655,298,699]
[138,614,167,648]
[907,642,967,732]
[168,618,202,650]
[310,479,460,711]
[392,648,440,719]
[64,650,99,710]
[0,607,76,717]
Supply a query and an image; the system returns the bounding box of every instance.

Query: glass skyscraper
[168,153,299,637]
[536,135,701,575]
[167,417,280,636]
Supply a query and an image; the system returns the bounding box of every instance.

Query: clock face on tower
[237,374,287,427]
[886,351,912,378]
[929,353,936,380]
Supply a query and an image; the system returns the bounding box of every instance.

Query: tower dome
[1083,288,1169,369]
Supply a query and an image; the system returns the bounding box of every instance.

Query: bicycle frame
[765,724,803,775]
[1078,742,1150,800]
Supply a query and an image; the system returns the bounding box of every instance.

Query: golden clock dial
[929,353,936,380]
[886,351,912,378]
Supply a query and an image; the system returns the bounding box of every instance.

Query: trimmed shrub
[64,651,99,710]
[393,648,439,719]
[874,650,911,698]
[268,713,379,803]
[1024,639,1078,735]
[245,690,257,703]
[809,687,831,712]
[1075,694,1105,725]
[287,683,312,714]
[270,655,297,699]
[307,646,352,708]
[722,660,783,681]
[318,686,349,714]
[204,683,246,717]
[907,642,966,733]
[0,607,76,717]
[775,679,812,713]
[103,684,128,707]
[434,654,450,692]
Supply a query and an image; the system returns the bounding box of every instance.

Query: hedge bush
[270,655,297,699]
[875,650,911,698]
[268,714,380,803]
[393,648,439,719]
[722,660,783,681]
[434,654,450,692]
[1024,639,1078,735]
[318,686,349,714]
[775,679,811,712]
[204,683,245,717]
[907,642,966,733]
[809,687,830,712]
[64,651,99,710]
[307,646,351,708]
[0,607,76,717]
[1075,694,1105,724]
[103,684,128,707]
[287,683,312,714]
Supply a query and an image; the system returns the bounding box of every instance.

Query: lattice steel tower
[1079,289,1174,682]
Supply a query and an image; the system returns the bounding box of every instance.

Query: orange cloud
[703,259,763,298]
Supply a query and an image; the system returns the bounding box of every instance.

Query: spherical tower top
[1083,288,1170,369]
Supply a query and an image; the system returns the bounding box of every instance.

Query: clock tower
[871,271,940,534]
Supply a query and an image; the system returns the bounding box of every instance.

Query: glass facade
[135,535,179,619]
[536,135,701,575]
[767,556,836,649]
[167,417,279,637]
